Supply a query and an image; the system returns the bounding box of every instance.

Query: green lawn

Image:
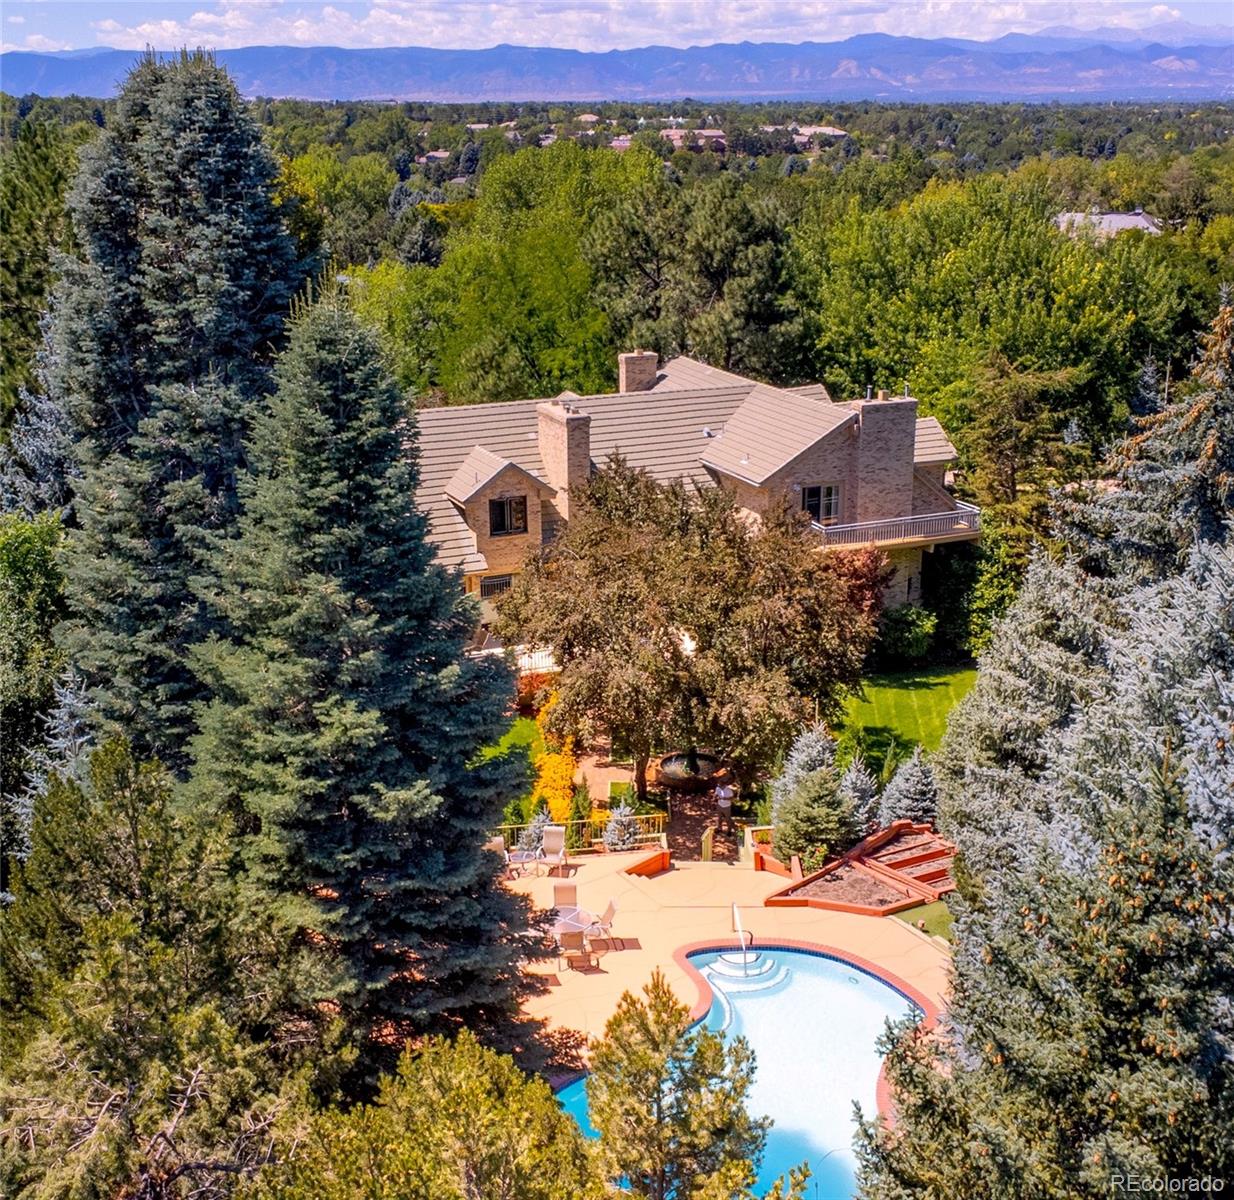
[841,665,976,761]
[894,900,954,941]
[481,715,544,762]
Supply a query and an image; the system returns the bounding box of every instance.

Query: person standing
[714,780,735,833]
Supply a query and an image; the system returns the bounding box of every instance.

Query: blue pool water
[558,947,917,1200]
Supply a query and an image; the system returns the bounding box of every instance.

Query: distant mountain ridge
[2,28,1231,102]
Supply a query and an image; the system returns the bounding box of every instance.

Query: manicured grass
[895,900,954,941]
[842,665,976,758]
[481,715,544,762]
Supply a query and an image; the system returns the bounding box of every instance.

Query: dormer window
[802,484,840,525]
[489,496,528,536]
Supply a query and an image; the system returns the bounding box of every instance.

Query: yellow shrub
[531,736,577,823]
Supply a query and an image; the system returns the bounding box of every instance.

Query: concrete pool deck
[509,850,951,1044]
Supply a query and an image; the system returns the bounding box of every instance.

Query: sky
[2,0,1231,55]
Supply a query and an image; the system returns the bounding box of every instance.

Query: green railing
[494,811,667,852]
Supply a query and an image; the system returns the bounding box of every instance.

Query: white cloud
[78,0,1229,52]
[7,14,26,24]
[19,32,73,50]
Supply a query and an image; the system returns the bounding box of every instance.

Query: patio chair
[556,930,596,972]
[585,899,621,950]
[541,825,569,877]
[485,834,516,879]
[552,882,577,909]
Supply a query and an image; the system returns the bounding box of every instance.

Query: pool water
[557,947,917,1199]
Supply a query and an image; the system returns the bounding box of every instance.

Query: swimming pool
[558,945,921,1199]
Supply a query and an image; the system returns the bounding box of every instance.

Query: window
[802,484,841,525]
[480,574,513,598]
[488,496,527,536]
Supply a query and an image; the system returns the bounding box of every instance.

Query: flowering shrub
[530,736,577,822]
[516,670,556,712]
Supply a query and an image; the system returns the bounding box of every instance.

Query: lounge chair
[541,825,568,877]
[585,899,620,950]
[556,930,597,972]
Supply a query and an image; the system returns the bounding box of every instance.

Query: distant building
[610,135,633,152]
[1055,208,1163,239]
[577,113,600,124]
[415,352,978,625]
[466,123,490,131]
[661,127,727,152]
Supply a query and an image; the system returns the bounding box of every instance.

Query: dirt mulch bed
[869,832,938,862]
[788,863,910,908]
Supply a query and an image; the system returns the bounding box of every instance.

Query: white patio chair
[541,824,568,877]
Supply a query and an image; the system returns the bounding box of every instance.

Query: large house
[415,352,980,624]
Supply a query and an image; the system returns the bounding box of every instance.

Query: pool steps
[701,951,794,1032]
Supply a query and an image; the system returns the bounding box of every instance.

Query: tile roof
[700,383,855,485]
[414,356,957,572]
[444,445,551,504]
[416,379,753,571]
[913,416,958,465]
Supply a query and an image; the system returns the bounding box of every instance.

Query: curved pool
[558,945,921,1199]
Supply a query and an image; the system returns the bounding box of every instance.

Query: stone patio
[509,850,951,1046]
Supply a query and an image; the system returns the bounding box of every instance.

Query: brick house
[416,352,980,625]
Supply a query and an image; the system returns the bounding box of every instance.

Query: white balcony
[813,501,980,549]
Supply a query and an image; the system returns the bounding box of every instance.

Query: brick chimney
[618,350,659,393]
[537,398,591,521]
[852,388,918,522]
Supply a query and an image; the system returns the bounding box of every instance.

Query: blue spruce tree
[190,296,532,1070]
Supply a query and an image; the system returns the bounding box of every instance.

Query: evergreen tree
[0,513,65,871]
[588,969,799,1200]
[0,740,295,1199]
[190,297,530,1066]
[0,364,77,516]
[250,1031,603,1200]
[48,52,304,770]
[877,746,939,827]
[603,803,642,852]
[934,551,1117,895]
[856,543,1234,1199]
[838,754,878,834]
[772,766,856,872]
[1063,299,1234,584]
[769,724,836,822]
[0,121,77,432]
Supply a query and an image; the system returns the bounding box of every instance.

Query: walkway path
[664,790,739,863]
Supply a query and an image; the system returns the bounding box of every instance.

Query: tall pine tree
[856,544,1234,1199]
[47,52,304,769]
[190,296,531,1067]
[858,309,1234,1199]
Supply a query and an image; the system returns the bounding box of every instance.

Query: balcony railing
[813,501,980,548]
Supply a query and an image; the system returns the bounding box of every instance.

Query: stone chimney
[618,350,659,393]
[852,388,918,522]
[537,398,591,521]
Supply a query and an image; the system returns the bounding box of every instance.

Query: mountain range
[2,27,1231,102]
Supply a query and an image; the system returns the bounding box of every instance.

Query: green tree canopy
[248,1030,602,1200]
[496,460,887,797]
